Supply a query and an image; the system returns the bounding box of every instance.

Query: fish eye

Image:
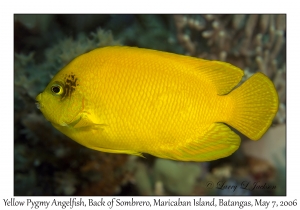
[51,83,64,96]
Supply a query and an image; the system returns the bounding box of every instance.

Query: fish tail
[226,72,279,140]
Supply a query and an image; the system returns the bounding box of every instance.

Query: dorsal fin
[96,46,244,95]
[198,60,244,95]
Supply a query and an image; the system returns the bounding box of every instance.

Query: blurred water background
[14,14,286,196]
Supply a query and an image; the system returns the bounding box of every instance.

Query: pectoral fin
[68,114,106,131]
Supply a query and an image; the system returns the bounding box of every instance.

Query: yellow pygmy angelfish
[36,46,278,161]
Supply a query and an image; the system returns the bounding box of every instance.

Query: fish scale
[36,46,278,161]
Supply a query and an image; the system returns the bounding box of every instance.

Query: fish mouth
[35,102,41,109]
[35,93,44,109]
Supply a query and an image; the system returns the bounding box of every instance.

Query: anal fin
[163,123,241,161]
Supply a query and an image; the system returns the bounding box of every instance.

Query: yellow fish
[36,46,278,161]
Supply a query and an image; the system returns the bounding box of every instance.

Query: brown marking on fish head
[62,72,80,100]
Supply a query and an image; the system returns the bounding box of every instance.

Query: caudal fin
[227,72,279,140]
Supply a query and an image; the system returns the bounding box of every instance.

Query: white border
[2,1,297,209]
